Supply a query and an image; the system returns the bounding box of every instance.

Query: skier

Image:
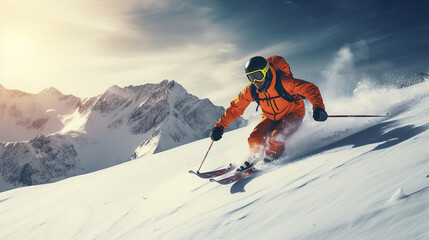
[210,56,327,171]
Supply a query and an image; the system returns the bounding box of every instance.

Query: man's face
[253,78,265,89]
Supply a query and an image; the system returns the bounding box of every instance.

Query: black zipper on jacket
[272,98,280,111]
[258,92,285,121]
[265,92,278,121]
[263,93,271,108]
[266,93,280,113]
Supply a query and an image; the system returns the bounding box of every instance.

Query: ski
[189,164,234,179]
[210,167,258,185]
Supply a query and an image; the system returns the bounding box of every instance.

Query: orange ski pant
[248,114,302,159]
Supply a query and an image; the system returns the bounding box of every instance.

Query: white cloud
[0,0,249,106]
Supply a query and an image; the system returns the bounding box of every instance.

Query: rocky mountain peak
[39,87,63,96]
[0,80,248,189]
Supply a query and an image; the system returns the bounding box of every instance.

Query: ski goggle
[246,62,270,83]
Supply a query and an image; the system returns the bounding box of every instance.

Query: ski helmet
[245,56,272,91]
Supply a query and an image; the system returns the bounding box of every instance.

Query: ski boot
[236,161,254,172]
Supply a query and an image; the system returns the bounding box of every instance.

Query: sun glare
[0,28,47,91]
[2,31,38,64]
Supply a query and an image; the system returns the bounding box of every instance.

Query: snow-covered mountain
[0,84,81,142]
[0,81,247,190]
[0,78,427,239]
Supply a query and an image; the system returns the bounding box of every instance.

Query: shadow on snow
[230,120,429,194]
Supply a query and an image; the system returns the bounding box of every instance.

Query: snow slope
[0,80,428,239]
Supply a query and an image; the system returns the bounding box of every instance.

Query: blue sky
[1,0,428,105]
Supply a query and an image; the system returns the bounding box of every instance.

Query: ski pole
[196,140,214,173]
[328,114,388,118]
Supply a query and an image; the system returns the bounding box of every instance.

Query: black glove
[210,126,224,141]
[313,107,328,122]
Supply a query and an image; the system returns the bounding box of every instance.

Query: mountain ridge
[0,80,247,190]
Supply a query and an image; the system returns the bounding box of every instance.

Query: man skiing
[210,56,327,171]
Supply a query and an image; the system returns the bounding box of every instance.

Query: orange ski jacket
[216,66,325,130]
